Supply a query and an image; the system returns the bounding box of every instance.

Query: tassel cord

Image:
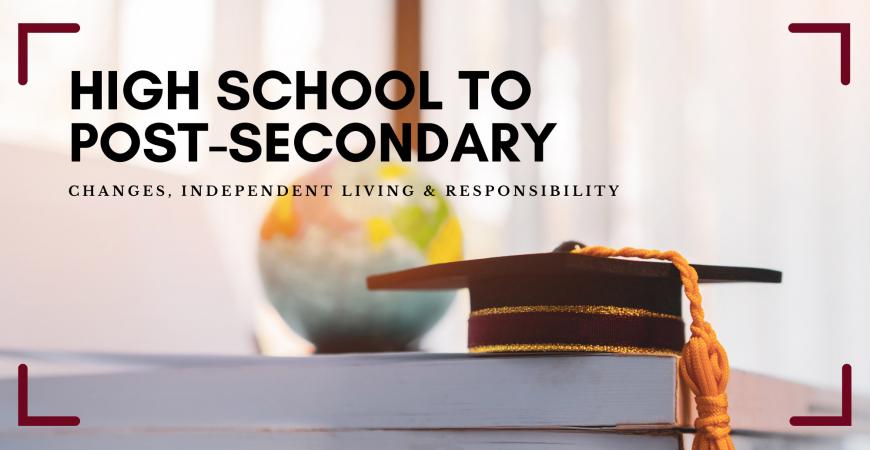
[571,246,733,450]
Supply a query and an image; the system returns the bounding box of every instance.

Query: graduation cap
[367,242,781,356]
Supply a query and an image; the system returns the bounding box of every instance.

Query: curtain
[424,0,870,394]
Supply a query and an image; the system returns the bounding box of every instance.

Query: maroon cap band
[468,311,685,355]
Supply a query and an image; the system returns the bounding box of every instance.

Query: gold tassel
[571,246,733,450]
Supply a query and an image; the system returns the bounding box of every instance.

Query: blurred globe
[258,161,462,353]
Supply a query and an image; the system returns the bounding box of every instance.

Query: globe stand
[312,336,421,354]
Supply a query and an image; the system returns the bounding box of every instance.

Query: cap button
[553,241,586,253]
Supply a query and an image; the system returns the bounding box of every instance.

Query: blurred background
[1,0,868,394]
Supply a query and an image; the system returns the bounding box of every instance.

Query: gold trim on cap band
[469,304,682,321]
[468,343,680,356]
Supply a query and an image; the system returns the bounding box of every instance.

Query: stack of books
[0,352,866,449]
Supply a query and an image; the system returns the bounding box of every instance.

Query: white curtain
[425,0,870,393]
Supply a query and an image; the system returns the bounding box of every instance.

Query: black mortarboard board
[367,248,781,355]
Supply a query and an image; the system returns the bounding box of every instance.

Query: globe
[258,161,463,353]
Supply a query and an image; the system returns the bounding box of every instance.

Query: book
[2,429,862,450]
[0,352,865,449]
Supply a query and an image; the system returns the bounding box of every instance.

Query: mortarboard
[367,243,781,356]
[367,242,782,449]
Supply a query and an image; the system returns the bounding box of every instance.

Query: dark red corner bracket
[790,364,852,427]
[788,22,850,85]
[17,22,80,85]
[18,364,80,427]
